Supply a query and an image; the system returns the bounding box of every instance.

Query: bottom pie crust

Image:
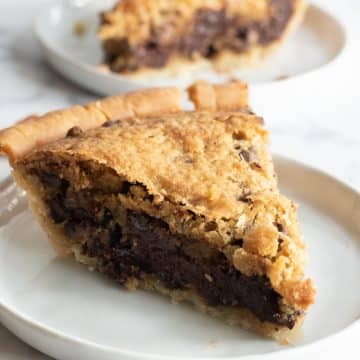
[73,246,304,344]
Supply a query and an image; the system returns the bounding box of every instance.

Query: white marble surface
[0,0,359,358]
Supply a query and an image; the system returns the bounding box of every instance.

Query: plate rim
[33,0,348,94]
[0,154,360,360]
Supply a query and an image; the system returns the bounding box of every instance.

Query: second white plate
[0,156,359,360]
[34,1,346,95]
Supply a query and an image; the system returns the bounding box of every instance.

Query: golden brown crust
[0,87,182,163]
[188,81,249,111]
[17,111,271,220]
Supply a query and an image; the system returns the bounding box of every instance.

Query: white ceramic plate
[0,156,359,360]
[34,1,346,95]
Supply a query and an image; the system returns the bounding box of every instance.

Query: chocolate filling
[35,170,299,329]
[103,0,295,72]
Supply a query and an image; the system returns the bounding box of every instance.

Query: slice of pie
[0,82,315,342]
[99,0,307,74]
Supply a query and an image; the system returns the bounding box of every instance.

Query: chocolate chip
[64,219,79,237]
[251,162,262,170]
[110,224,122,244]
[71,207,88,222]
[236,27,249,41]
[102,119,122,128]
[128,211,151,232]
[239,196,252,204]
[204,221,218,232]
[47,196,67,223]
[119,181,131,194]
[239,146,259,164]
[239,149,250,162]
[232,131,247,141]
[187,210,198,221]
[275,222,287,234]
[38,172,69,197]
[40,173,62,189]
[146,41,158,50]
[238,189,252,203]
[205,44,218,58]
[232,239,244,247]
[66,126,83,138]
[102,208,113,226]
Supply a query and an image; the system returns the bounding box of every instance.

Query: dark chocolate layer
[34,170,300,329]
[103,0,295,72]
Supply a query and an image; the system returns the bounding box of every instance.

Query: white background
[0,0,359,358]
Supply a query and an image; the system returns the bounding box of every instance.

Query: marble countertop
[0,0,359,358]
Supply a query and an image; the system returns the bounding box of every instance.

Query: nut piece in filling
[99,0,307,74]
[0,81,315,343]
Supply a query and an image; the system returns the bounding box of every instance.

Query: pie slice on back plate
[99,0,307,74]
[0,82,315,343]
